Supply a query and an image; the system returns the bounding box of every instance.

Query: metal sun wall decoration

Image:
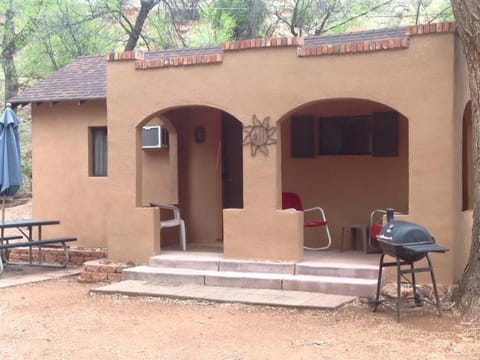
[243,115,277,157]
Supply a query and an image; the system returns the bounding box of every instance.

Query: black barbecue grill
[371,209,448,321]
[376,220,447,262]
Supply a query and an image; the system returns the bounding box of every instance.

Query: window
[319,116,346,155]
[345,116,372,155]
[290,112,399,158]
[319,115,373,155]
[90,127,107,176]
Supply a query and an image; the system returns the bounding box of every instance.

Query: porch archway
[278,98,409,250]
[136,106,243,251]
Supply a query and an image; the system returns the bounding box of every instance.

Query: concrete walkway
[0,265,80,289]
[93,280,357,309]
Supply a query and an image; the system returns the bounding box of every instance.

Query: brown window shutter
[291,115,315,158]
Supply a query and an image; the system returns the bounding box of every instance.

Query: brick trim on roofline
[106,21,456,65]
[106,51,145,61]
[297,38,410,57]
[404,21,455,36]
[298,21,455,58]
[221,36,304,51]
[135,53,223,70]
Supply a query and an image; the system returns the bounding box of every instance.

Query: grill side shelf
[402,243,448,253]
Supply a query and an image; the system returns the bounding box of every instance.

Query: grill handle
[386,208,395,223]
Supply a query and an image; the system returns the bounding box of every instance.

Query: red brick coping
[135,53,223,70]
[105,21,456,69]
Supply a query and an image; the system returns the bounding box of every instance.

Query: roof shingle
[8,55,106,105]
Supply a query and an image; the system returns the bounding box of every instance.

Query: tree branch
[322,0,394,34]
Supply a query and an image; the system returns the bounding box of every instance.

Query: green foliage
[0,0,47,100]
[210,0,267,39]
[141,3,186,49]
[270,0,453,37]
[361,0,453,28]
[0,0,43,50]
[18,0,120,81]
[186,3,235,46]
[271,0,388,36]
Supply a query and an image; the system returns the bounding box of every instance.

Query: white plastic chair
[150,202,186,251]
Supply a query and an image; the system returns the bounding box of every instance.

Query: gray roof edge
[8,95,106,106]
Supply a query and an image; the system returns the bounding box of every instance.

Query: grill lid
[377,220,433,246]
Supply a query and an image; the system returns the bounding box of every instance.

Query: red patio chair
[368,208,406,253]
[369,209,386,253]
[282,192,332,250]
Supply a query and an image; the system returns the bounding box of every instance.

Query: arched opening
[279,98,409,250]
[462,101,473,211]
[137,106,243,251]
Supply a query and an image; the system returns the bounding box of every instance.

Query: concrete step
[122,266,378,297]
[149,252,379,279]
[149,252,221,271]
[295,262,379,280]
[92,280,357,309]
[283,274,377,297]
[149,252,295,274]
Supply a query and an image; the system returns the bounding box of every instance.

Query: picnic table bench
[0,219,77,273]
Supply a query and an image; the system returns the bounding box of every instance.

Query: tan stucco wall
[31,100,108,247]
[102,32,460,279]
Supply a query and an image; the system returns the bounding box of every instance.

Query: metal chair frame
[282,192,332,251]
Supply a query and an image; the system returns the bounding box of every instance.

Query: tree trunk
[1,3,19,101]
[123,0,157,51]
[451,0,480,321]
[1,47,19,102]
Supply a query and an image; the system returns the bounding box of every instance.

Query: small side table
[340,223,368,254]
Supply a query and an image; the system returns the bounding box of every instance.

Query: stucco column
[223,118,303,262]
[106,118,162,263]
[106,64,161,264]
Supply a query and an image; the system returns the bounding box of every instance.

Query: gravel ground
[0,200,479,359]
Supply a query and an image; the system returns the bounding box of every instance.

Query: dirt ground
[0,278,478,360]
[1,200,479,359]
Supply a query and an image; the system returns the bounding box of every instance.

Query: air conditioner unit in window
[142,125,169,149]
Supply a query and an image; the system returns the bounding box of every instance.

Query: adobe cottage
[9,22,473,284]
